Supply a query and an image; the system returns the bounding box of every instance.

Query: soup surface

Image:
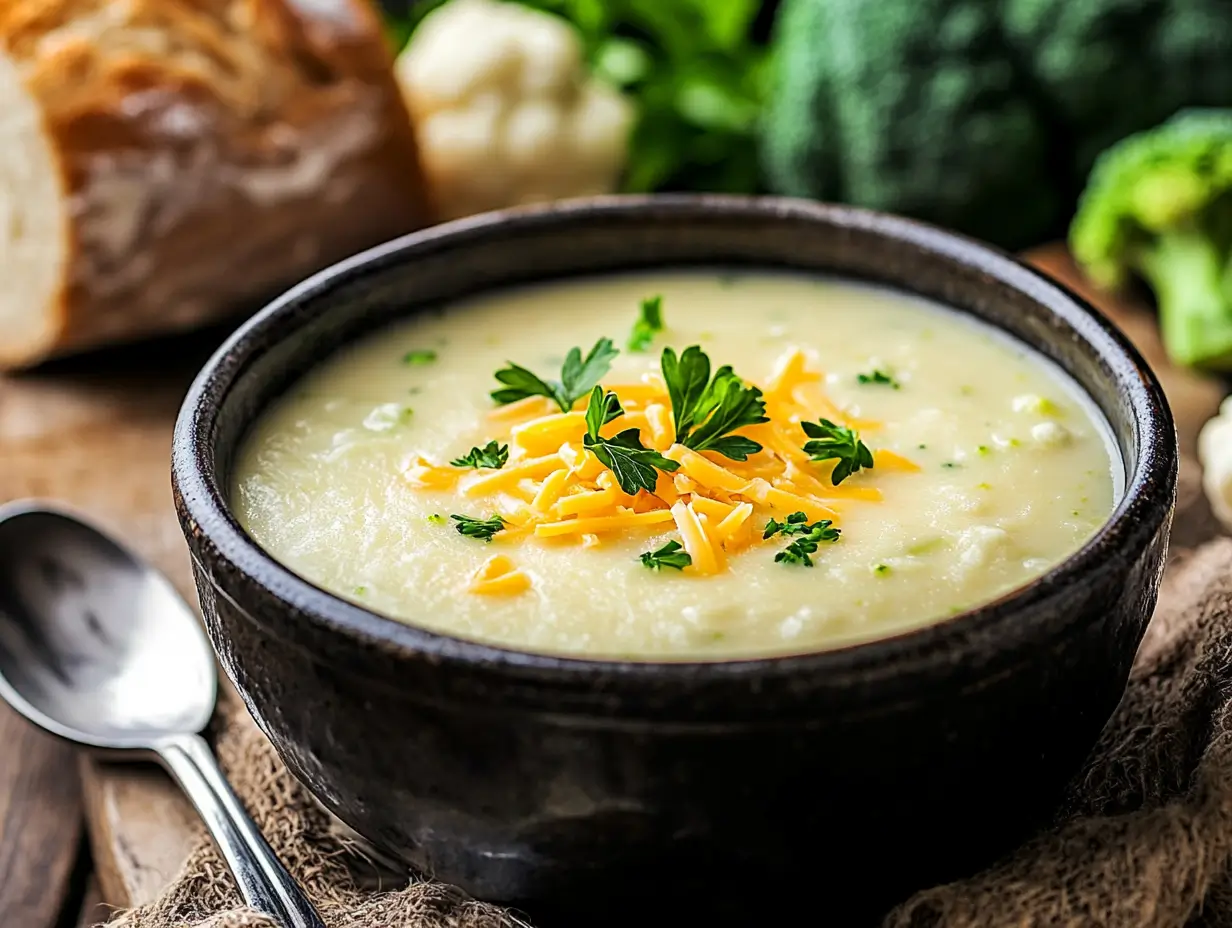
[233,272,1119,659]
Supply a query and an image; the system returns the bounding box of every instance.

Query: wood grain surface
[0,700,84,928]
[0,248,1222,922]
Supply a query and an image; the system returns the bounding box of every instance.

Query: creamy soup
[233,272,1119,660]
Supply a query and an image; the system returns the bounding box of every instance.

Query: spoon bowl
[0,500,325,928]
[0,501,214,750]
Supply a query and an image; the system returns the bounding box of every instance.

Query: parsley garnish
[639,540,692,571]
[582,387,679,495]
[450,514,506,542]
[769,517,841,567]
[763,511,825,540]
[450,441,509,470]
[427,513,446,525]
[874,564,891,576]
[491,337,619,413]
[403,349,437,365]
[801,419,875,485]
[660,346,768,460]
[628,295,664,352]
[857,369,899,389]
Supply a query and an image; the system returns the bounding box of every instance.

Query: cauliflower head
[1199,395,1232,530]
[396,0,635,222]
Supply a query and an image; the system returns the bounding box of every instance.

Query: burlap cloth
[108,457,1232,928]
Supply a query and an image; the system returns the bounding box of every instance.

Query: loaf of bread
[0,0,432,369]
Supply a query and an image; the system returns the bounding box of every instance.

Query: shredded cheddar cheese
[469,555,531,595]
[408,347,920,587]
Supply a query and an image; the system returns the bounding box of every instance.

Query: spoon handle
[157,733,327,928]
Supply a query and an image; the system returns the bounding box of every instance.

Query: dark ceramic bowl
[172,196,1176,925]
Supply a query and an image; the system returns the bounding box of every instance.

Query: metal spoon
[0,501,325,928]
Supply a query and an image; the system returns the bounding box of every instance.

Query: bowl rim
[171,193,1175,683]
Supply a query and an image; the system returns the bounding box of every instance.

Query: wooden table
[0,246,1222,926]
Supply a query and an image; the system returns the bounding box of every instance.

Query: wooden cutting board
[0,246,1221,920]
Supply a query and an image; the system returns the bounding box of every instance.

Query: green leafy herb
[450,441,509,470]
[402,349,437,365]
[639,540,692,571]
[491,337,619,413]
[942,462,960,469]
[874,564,891,576]
[801,419,875,485]
[450,514,506,543]
[661,345,768,460]
[763,511,821,540]
[353,585,368,596]
[628,295,665,351]
[427,513,446,525]
[857,369,900,389]
[582,387,679,495]
[772,519,841,567]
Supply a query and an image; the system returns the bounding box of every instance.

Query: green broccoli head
[1070,109,1232,371]
[762,0,1062,250]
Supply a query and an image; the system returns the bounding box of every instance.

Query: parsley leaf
[450,441,509,470]
[801,418,875,485]
[639,540,692,571]
[403,349,437,365]
[772,519,841,567]
[660,346,768,460]
[450,514,506,542]
[584,385,625,435]
[628,295,665,352]
[762,511,816,539]
[582,387,679,495]
[857,369,899,389]
[491,338,619,413]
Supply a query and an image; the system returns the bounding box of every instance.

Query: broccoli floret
[1004,0,1232,185]
[1070,109,1232,371]
[762,0,1062,249]
[762,0,1232,251]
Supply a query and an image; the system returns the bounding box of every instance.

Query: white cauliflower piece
[1012,393,1062,417]
[1198,395,1232,529]
[1029,421,1071,448]
[950,525,1012,580]
[395,0,634,221]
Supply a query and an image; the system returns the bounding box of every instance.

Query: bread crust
[0,0,432,368]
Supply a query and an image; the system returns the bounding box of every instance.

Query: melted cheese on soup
[232,272,1119,660]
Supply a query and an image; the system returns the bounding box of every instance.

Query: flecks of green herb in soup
[717,273,742,288]
[353,586,367,596]
[639,540,692,571]
[917,443,927,450]
[976,482,992,491]
[427,513,446,525]
[451,441,510,470]
[874,564,891,576]
[450,514,506,542]
[402,349,437,365]
[977,445,990,456]
[959,385,975,397]
[856,369,900,389]
[627,295,664,352]
[941,461,960,469]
